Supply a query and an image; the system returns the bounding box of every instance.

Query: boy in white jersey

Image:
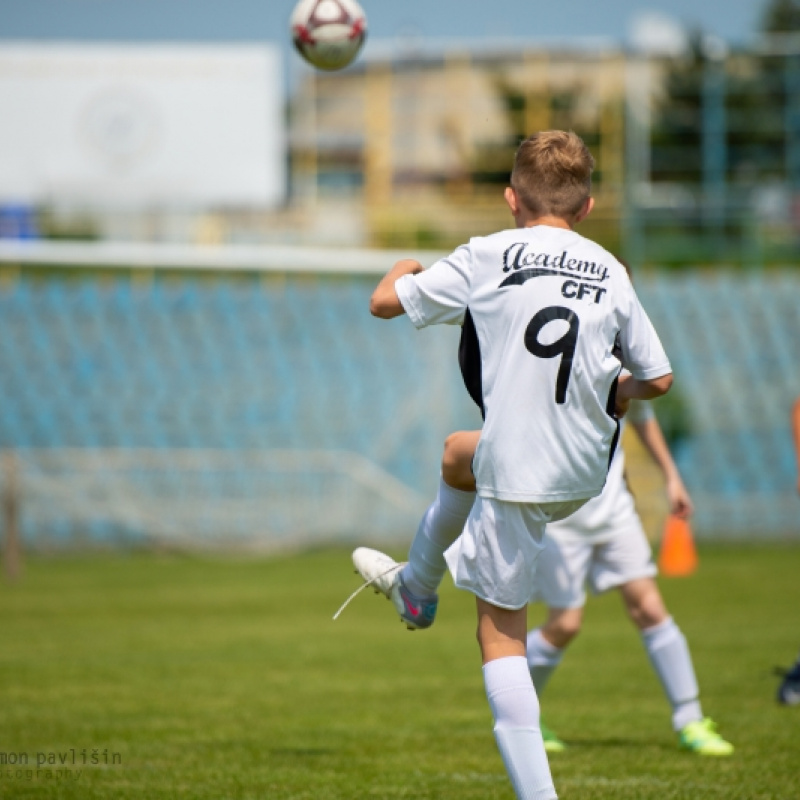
[437,399,733,756]
[352,131,673,800]
[527,401,734,754]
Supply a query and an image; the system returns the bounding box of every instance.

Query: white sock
[641,617,703,731]
[483,656,558,800]
[526,628,565,695]
[401,477,475,596]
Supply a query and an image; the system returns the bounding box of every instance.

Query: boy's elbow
[369,288,403,319]
[650,372,673,397]
[369,294,392,318]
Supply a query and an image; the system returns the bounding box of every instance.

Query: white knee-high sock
[401,477,475,596]
[526,628,565,695]
[641,617,703,731]
[483,656,558,800]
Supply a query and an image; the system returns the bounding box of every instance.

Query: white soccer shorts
[444,496,587,610]
[532,519,658,609]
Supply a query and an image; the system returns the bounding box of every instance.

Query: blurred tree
[646,0,800,248]
[471,77,588,186]
[650,32,706,185]
[651,0,800,188]
[761,0,800,32]
[637,0,800,265]
[740,0,800,184]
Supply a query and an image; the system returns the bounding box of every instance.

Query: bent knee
[442,431,478,491]
[627,593,668,630]
[543,612,583,648]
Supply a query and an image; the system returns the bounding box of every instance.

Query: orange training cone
[658,515,698,577]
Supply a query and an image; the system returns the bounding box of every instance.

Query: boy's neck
[516,214,574,230]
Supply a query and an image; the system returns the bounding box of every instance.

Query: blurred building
[286,36,800,262]
[0,43,285,241]
[1,38,798,262]
[289,42,628,252]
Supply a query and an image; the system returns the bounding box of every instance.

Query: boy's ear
[575,196,595,223]
[504,186,519,216]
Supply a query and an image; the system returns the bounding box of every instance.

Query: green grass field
[0,544,798,799]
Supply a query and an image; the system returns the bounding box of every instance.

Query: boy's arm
[631,415,693,519]
[614,279,672,415]
[792,397,800,495]
[369,259,424,319]
[614,372,673,418]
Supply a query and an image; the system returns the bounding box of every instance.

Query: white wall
[0,44,285,208]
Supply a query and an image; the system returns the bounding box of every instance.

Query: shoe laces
[332,561,406,621]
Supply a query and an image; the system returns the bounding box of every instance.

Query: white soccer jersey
[396,225,671,503]
[546,399,654,542]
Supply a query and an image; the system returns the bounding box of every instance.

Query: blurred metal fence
[636,269,800,537]
[0,245,479,551]
[0,244,797,552]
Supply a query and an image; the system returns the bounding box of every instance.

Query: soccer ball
[291,0,367,72]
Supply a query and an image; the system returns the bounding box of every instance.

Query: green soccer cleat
[678,718,734,756]
[541,720,566,753]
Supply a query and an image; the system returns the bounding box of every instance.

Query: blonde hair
[510,131,595,218]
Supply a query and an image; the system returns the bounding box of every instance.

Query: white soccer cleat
[351,547,438,630]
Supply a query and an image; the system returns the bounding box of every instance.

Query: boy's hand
[614,372,672,415]
[665,475,694,519]
[614,395,631,418]
[370,259,424,318]
[614,374,632,418]
[393,258,424,277]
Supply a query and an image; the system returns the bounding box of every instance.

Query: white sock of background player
[527,618,703,732]
[526,628,565,695]
[641,616,703,730]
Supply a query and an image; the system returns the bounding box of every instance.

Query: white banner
[0,44,285,207]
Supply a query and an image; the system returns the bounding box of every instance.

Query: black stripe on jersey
[458,308,485,419]
[606,372,621,469]
[608,420,621,470]
[606,373,620,417]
